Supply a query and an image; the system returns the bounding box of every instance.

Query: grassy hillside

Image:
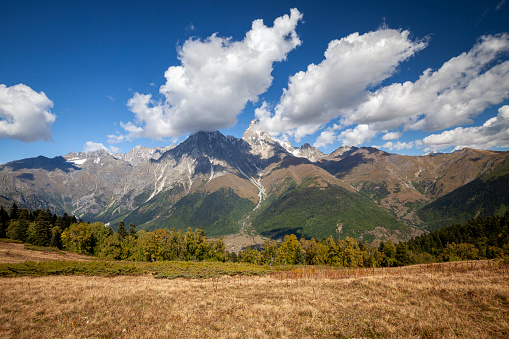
[143,187,255,237]
[251,180,408,241]
[417,158,509,230]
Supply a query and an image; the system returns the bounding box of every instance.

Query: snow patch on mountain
[68,158,87,165]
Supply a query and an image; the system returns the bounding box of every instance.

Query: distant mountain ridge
[1,120,508,245]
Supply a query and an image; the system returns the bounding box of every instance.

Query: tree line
[241,210,509,266]
[1,203,508,267]
[406,210,509,262]
[0,203,78,247]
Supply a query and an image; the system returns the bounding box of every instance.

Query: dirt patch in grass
[0,242,93,264]
[222,229,267,253]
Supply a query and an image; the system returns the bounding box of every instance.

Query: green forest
[1,203,508,268]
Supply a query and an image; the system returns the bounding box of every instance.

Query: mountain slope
[251,181,408,242]
[417,157,509,230]
[243,157,411,242]
[113,173,260,236]
[317,147,509,227]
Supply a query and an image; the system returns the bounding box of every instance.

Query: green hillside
[141,187,255,237]
[95,185,255,237]
[417,158,509,230]
[251,181,407,241]
[406,211,509,257]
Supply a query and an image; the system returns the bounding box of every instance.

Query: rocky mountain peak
[177,131,235,155]
[249,118,260,128]
[123,145,174,165]
[155,130,253,176]
[326,146,357,159]
[294,143,325,162]
[242,120,287,160]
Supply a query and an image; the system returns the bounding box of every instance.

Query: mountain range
[1,119,508,247]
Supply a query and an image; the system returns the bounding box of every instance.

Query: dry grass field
[0,260,508,338]
[0,241,92,264]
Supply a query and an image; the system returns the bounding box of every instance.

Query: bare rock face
[242,119,288,160]
[120,145,175,166]
[294,143,325,162]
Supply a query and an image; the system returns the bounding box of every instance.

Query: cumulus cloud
[351,34,509,132]
[256,28,427,140]
[114,9,303,142]
[313,129,337,148]
[256,30,509,152]
[422,105,509,151]
[379,140,416,151]
[84,141,120,154]
[0,84,56,142]
[382,131,402,140]
[337,124,378,147]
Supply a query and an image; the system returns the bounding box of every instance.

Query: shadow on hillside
[261,227,304,240]
[3,156,81,173]
[319,153,373,179]
[273,156,312,170]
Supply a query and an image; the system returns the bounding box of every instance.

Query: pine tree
[61,213,76,230]
[395,242,411,266]
[117,221,127,239]
[9,202,19,220]
[229,251,238,263]
[31,209,52,246]
[54,216,64,230]
[0,206,9,238]
[49,226,62,249]
[7,209,30,242]
[128,223,137,238]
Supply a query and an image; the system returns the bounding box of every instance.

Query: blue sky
[1,0,508,164]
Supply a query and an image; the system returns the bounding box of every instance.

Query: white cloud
[351,34,509,132]
[109,145,121,153]
[255,31,509,152]
[0,84,55,142]
[382,131,402,140]
[337,124,378,146]
[117,9,303,141]
[107,134,125,144]
[256,28,427,140]
[422,105,509,151]
[313,129,337,148]
[84,141,120,154]
[380,140,415,151]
